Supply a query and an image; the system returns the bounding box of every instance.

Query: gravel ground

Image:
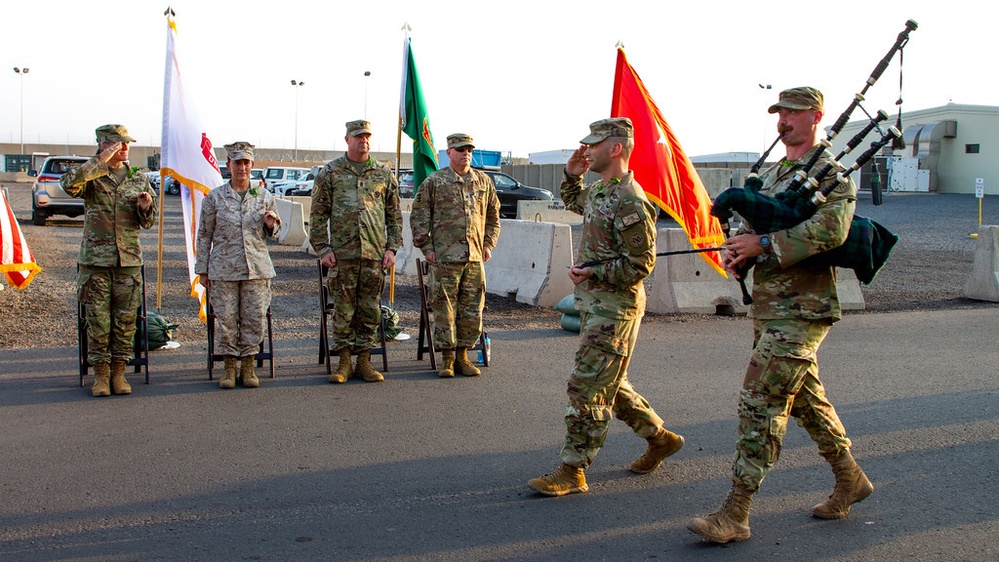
[1,181,997,350]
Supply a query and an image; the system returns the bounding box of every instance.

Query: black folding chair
[318,260,389,375]
[206,288,274,381]
[77,265,150,387]
[415,258,489,369]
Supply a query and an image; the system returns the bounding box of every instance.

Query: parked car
[262,166,310,192]
[250,168,264,184]
[145,171,161,190]
[398,168,416,198]
[273,170,318,196]
[477,168,554,218]
[29,156,90,225]
[285,181,315,197]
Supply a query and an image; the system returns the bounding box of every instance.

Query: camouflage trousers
[731,318,852,493]
[78,265,142,365]
[560,311,664,469]
[328,259,384,353]
[209,279,271,358]
[430,261,484,350]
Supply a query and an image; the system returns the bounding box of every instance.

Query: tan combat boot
[438,350,455,378]
[454,347,481,376]
[241,356,259,388]
[329,349,352,384]
[527,463,589,496]
[355,350,384,382]
[812,450,874,519]
[92,362,111,397]
[110,360,132,395]
[630,427,685,474]
[219,356,238,389]
[687,485,754,543]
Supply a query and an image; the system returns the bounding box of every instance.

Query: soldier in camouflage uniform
[61,124,156,398]
[411,133,500,378]
[196,142,281,389]
[528,118,684,497]
[309,120,402,384]
[689,88,873,544]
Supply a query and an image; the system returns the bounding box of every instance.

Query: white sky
[0,0,991,160]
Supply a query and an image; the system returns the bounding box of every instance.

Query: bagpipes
[711,19,917,304]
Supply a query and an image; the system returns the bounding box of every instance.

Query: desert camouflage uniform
[309,156,402,352]
[558,170,663,468]
[411,166,500,349]
[62,157,156,365]
[195,182,279,358]
[731,145,857,492]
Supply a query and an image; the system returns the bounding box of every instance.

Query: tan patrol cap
[768,87,824,113]
[447,133,475,149]
[224,141,255,161]
[95,124,137,143]
[346,120,372,136]
[579,117,633,145]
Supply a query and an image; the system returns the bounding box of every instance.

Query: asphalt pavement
[1,306,997,561]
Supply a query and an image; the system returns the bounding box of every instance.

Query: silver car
[30,156,90,225]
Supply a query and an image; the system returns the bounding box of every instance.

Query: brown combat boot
[355,350,384,382]
[687,485,754,543]
[329,349,352,384]
[241,356,259,388]
[92,362,111,397]
[630,427,685,474]
[438,350,455,378]
[454,347,481,376]
[219,356,237,389]
[812,450,874,519]
[110,360,131,395]
[527,463,589,497]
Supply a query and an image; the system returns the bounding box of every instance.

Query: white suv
[261,166,310,192]
[30,156,90,225]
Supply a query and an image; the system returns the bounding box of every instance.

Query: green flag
[400,37,438,191]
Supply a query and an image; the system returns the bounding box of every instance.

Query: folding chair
[415,258,489,369]
[206,288,275,380]
[318,260,389,375]
[77,265,150,387]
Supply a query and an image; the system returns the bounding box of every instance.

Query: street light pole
[14,67,30,158]
[758,83,772,156]
[363,71,371,119]
[291,79,305,162]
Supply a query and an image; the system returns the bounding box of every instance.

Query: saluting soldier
[61,124,156,397]
[310,120,402,384]
[689,87,872,544]
[528,118,684,496]
[410,133,500,378]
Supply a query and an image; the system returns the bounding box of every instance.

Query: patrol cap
[346,120,372,136]
[579,117,633,145]
[768,87,824,113]
[447,133,475,149]
[95,124,137,143]
[224,141,255,161]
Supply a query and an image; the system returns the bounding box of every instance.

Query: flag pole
[390,23,412,307]
[155,7,175,313]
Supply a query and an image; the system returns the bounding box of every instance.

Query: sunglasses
[451,146,473,153]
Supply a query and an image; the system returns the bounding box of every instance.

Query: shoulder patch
[621,212,642,228]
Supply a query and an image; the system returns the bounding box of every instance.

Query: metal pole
[14,67,29,158]
[364,71,371,119]
[291,79,304,162]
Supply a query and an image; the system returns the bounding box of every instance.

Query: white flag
[161,15,223,322]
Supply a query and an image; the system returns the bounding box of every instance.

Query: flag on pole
[160,14,223,322]
[400,36,438,191]
[610,47,726,277]
[0,188,41,289]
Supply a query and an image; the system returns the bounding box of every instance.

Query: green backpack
[135,311,179,350]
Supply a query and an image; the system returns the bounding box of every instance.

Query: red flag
[0,188,42,289]
[610,47,726,277]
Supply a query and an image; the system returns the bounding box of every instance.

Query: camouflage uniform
[195,181,279,358]
[731,144,857,492]
[558,169,663,468]
[62,151,156,365]
[309,155,402,352]
[411,166,500,349]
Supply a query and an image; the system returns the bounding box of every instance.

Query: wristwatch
[759,234,772,251]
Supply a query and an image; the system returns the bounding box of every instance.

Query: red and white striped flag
[0,188,42,289]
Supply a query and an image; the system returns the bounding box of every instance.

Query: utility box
[890,157,931,192]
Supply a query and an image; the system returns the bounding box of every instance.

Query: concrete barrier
[399,198,414,213]
[647,228,864,314]
[394,211,425,276]
[964,225,999,301]
[272,197,308,247]
[283,195,312,222]
[516,200,582,225]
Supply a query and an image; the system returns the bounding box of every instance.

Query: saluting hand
[565,145,590,177]
[98,142,123,163]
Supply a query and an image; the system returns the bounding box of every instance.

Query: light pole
[13,67,29,158]
[291,79,305,162]
[758,83,772,156]
[363,71,371,119]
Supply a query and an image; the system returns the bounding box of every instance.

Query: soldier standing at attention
[310,120,402,383]
[688,87,872,544]
[61,124,156,397]
[196,142,281,389]
[411,133,500,378]
[528,118,683,496]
